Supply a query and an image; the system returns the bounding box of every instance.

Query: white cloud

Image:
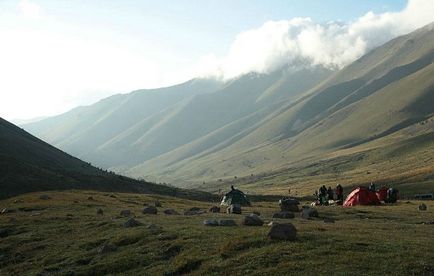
[19,0,43,19]
[1,0,433,121]
[198,0,434,80]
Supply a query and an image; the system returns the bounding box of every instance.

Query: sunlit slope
[24,67,333,171]
[129,23,434,186]
[23,79,223,162]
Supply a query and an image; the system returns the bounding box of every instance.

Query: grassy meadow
[1,190,433,275]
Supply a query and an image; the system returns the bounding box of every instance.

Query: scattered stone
[267,221,279,227]
[219,219,237,226]
[243,214,264,226]
[268,223,297,241]
[96,208,104,215]
[209,206,221,213]
[279,198,300,212]
[272,211,295,219]
[226,204,242,214]
[143,206,158,214]
[39,194,51,200]
[13,199,23,204]
[184,208,205,215]
[323,218,335,223]
[87,196,94,201]
[163,209,180,215]
[147,224,160,230]
[18,207,45,212]
[124,218,142,228]
[154,200,162,207]
[418,203,427,211]
[120,210,132,217]
[252,211,261,216]
[1,208,14,214]
[109,194,117,198]
[73,200,79,203]
[203,219,219,226]
[97,244,117,254]
[301,207,319,219]
[143,202,149,206]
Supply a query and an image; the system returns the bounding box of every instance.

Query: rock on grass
[268,223,297,241]
[124,218,142,228]
[243,214,263,226]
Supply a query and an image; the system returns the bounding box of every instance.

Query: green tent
[221,187,251,206]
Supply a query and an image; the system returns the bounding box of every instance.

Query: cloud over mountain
[198,0,434,79]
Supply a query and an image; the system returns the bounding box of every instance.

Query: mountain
[0,118,215,200]
[24,23,434,195]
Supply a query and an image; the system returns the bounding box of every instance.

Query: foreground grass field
[0,190,433,275]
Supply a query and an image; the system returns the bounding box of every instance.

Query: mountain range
[23,23,434,195]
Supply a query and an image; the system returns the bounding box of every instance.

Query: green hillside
[0,118,215,201]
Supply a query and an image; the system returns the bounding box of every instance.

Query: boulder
[268,223,297,241]
[143,206,158,214]
[418,203,427,211]
[203,219,219,226]
[323,218,335,223]
[163,209,180,215]
[272,211,295,219]
[243,214,263,226]
[147,224,160,230]
[279,198,300,212]
[96,208,104,215]
[120,210,132,217]
[219,219,237,226]
[1,208,14,214]
[184,207,205,215]
[124,218,142,228]
[209,206,221,213]
[87,196,94,201]
[226,204,241,214]
[39,194,51,200]
[154,200,162,207]
[301,207,318,219]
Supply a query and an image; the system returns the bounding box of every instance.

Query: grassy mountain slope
[24,67,333,174]
[128,23,434,193]
[22,23,434,195]
[0,118,216,200]
[23,79,223,162]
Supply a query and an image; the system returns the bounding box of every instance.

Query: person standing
[336,184,344,204]
[327,186,334,201]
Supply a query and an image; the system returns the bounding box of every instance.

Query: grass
[1,190,433,275]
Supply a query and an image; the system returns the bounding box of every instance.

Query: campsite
[1,189,433,275]
[1,1,434,275]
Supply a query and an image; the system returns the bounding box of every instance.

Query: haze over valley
[1,1,434,275]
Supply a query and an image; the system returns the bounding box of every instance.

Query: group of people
[315,184,344,205]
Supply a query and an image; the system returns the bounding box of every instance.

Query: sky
[0,0,433,121]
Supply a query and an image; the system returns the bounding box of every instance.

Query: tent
[221,188,251,206]
[343,187,381,207]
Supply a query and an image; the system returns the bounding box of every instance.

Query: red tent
[376,187,388,202]
[344,187,381,207]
